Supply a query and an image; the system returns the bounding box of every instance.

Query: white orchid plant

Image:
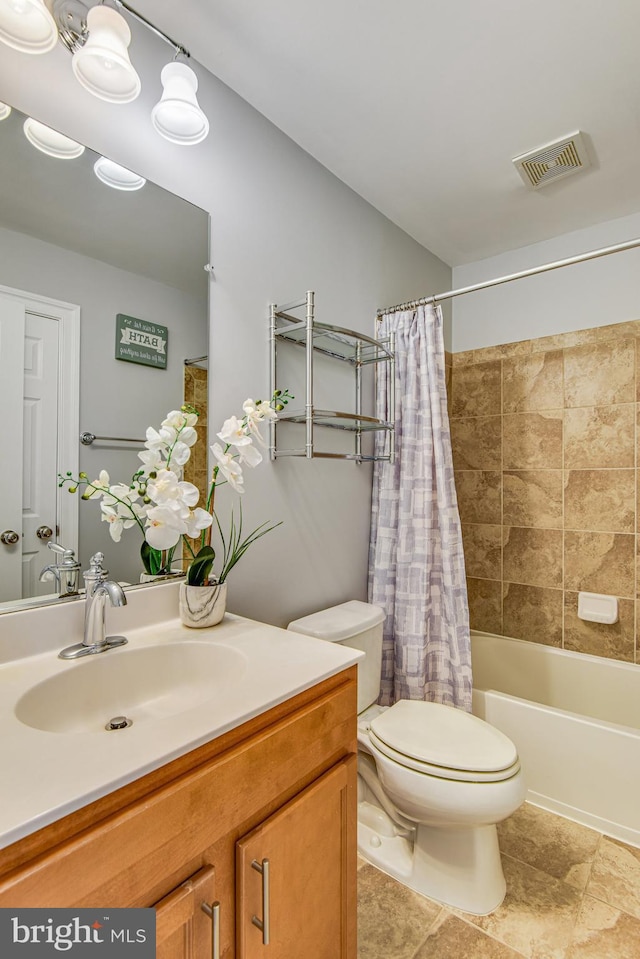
[59,389,292,585]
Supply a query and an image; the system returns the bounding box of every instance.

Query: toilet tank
[287,601,385,713]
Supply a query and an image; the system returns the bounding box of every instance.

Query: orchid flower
[235,442,263,468]
[59,391,292,582]
[210,443,245,494]
[184,507,213,538]
[144,505,185,551]
[100,502,141,543]
[217,414,252,447]
[138,447,165,475]
[81,469,111,499]
[162,409,198,431]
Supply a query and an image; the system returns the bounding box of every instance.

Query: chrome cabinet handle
[36,525,53,540]
[1,530,19,545]
[200,901,220,959]
[251,858,270,945]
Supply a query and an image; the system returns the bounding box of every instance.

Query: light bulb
[23,117,85,159]
[72,5,140,103]
[0,101,11,121]
[151,62,209,146]
[94,156,145,191]
[0,0,57,54]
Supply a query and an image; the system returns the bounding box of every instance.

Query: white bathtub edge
[526,793,640,849]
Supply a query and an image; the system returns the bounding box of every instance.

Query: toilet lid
[369,700,518,773]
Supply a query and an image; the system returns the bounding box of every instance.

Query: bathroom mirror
[0,103,210,611]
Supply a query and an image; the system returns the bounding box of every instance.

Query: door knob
[36,526,53,540]
[1,530,20,545]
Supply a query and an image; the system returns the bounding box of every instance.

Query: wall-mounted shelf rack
[269,291,395,462]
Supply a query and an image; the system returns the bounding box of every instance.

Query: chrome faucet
[58,553,128,660]
[39,542,81,598]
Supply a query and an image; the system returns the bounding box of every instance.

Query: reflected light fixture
[23,116,85,157]
[72,4,140,103]
[0,1,209,146]
[151,62,209,145]
[0,0,57,54]
[0,100,12,120]
[94,155,146,190]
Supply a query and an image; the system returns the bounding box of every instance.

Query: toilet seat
[367,700,520,784]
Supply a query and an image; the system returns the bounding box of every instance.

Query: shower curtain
[368,304,472,711]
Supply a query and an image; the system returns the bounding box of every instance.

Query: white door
[22,312,60,597]
[0,288,80,604]
[0,298,25,600]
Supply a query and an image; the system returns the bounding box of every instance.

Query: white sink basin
[14,641,248,734]
[0,585,362,848]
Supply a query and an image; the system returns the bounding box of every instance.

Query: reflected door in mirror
[0,292,60,602]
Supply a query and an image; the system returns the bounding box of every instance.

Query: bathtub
[471,630,640,847]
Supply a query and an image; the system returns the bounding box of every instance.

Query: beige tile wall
[183,365,209,565]
[448,320,640,663]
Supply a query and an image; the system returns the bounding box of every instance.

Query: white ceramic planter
[179,581,227,628]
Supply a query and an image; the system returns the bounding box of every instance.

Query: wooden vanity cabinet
[155,865,217,958]
[0,667,358,959]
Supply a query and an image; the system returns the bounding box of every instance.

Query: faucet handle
[48,541,81,568]
[84,552,109,586]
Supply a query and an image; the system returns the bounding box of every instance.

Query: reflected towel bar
[80,432,145,446]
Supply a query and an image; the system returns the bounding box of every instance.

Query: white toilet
[288,600,525,915]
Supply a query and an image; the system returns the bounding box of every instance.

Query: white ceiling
[134,0,640,267]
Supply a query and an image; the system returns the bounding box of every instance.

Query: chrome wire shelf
[272,449,394,462]
[278,409,393,432]
[269,291,395,463]
[274,318,393,365]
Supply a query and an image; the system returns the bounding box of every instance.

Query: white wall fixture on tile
[577,591,618,625]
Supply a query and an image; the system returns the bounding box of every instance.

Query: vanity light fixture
[23,116,85,157]
[71,4,140,103]
[151,62,209,146]
[93,155,145,190]
[0,100,11,120]
[0,0,209,144]
[0,0,57,54]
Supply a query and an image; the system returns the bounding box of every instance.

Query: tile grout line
[406,905,446,959]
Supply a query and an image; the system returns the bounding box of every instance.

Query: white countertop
[0,585,362,849]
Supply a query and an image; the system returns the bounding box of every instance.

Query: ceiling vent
[513,131,590,190]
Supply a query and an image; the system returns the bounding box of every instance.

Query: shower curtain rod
[376,235,640,317]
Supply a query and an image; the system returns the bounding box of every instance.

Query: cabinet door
[236,756,356,959]
[154,865,219,959]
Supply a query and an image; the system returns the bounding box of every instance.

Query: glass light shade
[23,117,85,158]
[151,62,209,146]
[94,156,145,191]
[0,101,11,120]
[72,5,140,103]
[0,0,57,53]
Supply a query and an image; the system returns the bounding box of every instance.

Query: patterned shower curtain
[368,304,472,711]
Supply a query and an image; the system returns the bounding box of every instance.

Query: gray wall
[451,211,640,352]
[0,25,451,626]
[0,225,207,584]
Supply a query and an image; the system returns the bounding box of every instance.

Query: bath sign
[116,314,168,369]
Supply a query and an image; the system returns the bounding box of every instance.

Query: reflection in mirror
[0,103,210,612]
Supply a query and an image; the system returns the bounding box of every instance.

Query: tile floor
[358,803,640,959]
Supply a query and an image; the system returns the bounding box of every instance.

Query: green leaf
[141,542,164,575]
[187,546,216,586]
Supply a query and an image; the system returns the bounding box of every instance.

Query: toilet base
[358,802,506,915]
